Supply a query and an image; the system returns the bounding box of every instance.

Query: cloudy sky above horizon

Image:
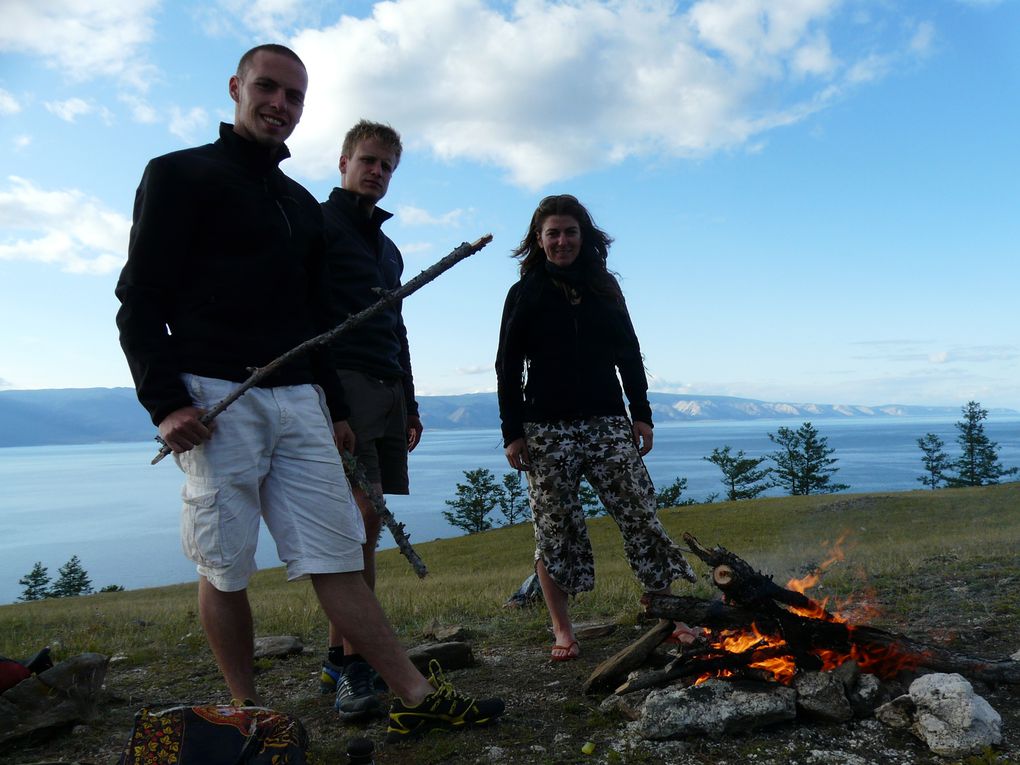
[1,0,1018,409]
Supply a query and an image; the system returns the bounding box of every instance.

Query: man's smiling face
[229,50,306,148]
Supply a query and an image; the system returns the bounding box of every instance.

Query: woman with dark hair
[496,194,696,661]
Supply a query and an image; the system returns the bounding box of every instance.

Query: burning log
[682,532,835,618]
[645,594,1020,686]
[616,644,793,694]
[583,620,675,695]
[593,536,1020,699]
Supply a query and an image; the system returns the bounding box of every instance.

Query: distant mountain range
[2,387,1014,449]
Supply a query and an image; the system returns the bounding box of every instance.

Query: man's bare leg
[198,576,261,703]
[328,484,382,652]
[312,571,431,705]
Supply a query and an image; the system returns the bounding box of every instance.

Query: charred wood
[646,593,1020,685]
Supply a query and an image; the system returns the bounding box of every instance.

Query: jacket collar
[327,187,393,229]
[216,122,291,171]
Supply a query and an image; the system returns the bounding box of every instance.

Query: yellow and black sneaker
[386,660,505,742]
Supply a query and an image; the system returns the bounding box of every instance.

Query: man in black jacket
[115,45,503,736]
[317,120,425,718]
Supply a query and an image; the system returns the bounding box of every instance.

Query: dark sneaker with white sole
[335,660,385,721]
[323,658,388,696]
[320,659,343,695]
[386,660,505,742]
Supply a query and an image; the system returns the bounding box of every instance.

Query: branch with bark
[341,452,427,578]
[151,234,492,464]
[148,234,492,576]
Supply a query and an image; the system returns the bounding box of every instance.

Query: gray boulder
[876,672,1001,757]
[795,670,854,722]
[407,641,474,672]
[639,679,796,740]
[0,653,109,744]
[253,635,304,658]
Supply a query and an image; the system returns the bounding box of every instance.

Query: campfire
[677,532,923,687]
[579,534,1016,755]
[584,533,1020,698]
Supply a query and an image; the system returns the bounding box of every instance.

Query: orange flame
[691,533,920,685]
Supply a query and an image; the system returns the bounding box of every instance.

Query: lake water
[1,416,1018,604]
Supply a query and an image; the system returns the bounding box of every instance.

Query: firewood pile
[585,533,1020,697]
[580,535,1017,755]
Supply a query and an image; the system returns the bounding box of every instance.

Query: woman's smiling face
[537,214,582,267]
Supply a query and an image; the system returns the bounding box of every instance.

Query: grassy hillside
[2,483,1019,764]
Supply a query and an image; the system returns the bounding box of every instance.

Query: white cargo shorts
[174,374,366,592]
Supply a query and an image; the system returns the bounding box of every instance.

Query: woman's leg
[535,558,578,658]
[582,417,696,593]
[524,421,592,658]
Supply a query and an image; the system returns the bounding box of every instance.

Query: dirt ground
[4,599,1018,765]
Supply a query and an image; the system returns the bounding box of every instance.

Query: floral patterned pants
[523,416,696,596]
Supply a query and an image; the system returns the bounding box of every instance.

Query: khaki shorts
[175,374,366,592]
[337,369,409,494]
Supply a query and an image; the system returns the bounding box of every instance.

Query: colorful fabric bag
[117,704,307,764]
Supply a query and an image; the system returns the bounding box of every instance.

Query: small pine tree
[579,480,605,517]
[497,471,530,525]
[655,476,697,509]
[49,555,93,598]
[99,584,125,593]
[767,422,849,496]
[18,561,51,601]
[442,468,500,534]
[704,446,773,501]
[916,433,951,490]
[946,401,1018,487]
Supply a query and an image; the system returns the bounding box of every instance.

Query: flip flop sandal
[550,640,580,661]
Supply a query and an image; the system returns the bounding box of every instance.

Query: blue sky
[1,0,1017,409]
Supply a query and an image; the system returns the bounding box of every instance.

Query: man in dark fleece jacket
[114,45,503,735]
[316,120,425,718]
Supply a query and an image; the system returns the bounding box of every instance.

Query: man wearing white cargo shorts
[115,44,504,737]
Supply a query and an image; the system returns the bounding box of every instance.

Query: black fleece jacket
[115,123,348,426]
[495,267,653,446]
[321,188,418,416]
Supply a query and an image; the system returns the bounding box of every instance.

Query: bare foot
[551,640,580,661]
[667,621,704,645]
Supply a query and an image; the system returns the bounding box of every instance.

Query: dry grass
[2,483,1018,765]
[3,483,1016,661]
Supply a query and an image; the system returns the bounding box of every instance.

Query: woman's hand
[505,437,531,471]
[632,421,653,456]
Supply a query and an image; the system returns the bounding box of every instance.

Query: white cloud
[910,21,936,57]
[0,176,130,275]
[120,94,160,124]
[0,88,21,115]
[287,0,912,189]
[198,0,319,40]
[397,241,433,256]
[0,0,158,89]
[456,365,490,376]
[44,97,114,125]
[13,135,32,150]
[169,106,210,143]
[397,205,465,227]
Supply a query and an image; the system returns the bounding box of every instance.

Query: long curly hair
[512,194,622,301]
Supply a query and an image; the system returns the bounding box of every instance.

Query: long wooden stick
[148,234,491,575]
[151,234,492,465]
[342,452,428,578]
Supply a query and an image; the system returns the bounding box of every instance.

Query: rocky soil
[3,611,1018,765]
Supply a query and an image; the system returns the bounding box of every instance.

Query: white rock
[908,673,1001,757]
[639,679,796,740]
